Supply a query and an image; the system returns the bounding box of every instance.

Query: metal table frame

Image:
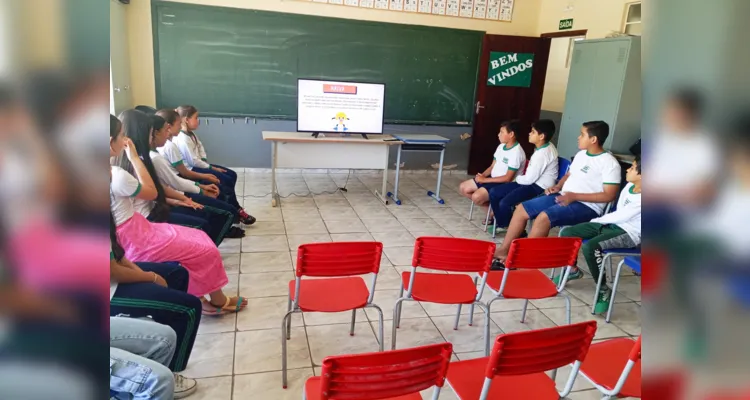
[386,135,451,205]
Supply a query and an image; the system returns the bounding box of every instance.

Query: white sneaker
[174,373,197,399]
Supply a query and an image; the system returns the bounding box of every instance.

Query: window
[623,2,642,36]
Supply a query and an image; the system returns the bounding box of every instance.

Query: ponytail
[176,105,199,145]
[118,109,171,222]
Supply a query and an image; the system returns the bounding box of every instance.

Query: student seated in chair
[492,121,621,267]
[459,120,526,209]
[488,119,559,231]
[560,156,641,313]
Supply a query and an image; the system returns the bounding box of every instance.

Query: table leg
[378,145,389,205]
[390,145,402,205]
[271,141,278,207]
[435,147,445,203]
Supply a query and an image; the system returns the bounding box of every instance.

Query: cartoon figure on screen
[332,112,350,132]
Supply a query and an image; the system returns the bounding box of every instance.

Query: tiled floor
[184,170,641,400]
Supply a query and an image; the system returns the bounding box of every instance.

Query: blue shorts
[521,194,600,228]
[474,178,504,192]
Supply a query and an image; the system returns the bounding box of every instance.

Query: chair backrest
[557,156,571,181]
[412,237,495,273]
[479,321,597,399]
[296,242,383,277]
[505,238,582,270]
[318,342,453,400]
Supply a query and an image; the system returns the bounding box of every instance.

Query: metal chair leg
[563,295,572,325]
[472,301,492,357]
[469,202,474,220]
[286,297,292,340]
[367,304,385,352]
[349,309,357,336]
[453,304,462,330]
[281,311,294,388]
[395,285,405,328]
[469,275,479,326]
[391,298,407,350]
[520,299,529,323]
[606,260,626,323]
[484,207,491,228]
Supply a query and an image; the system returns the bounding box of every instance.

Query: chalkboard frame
[151,0,483,126]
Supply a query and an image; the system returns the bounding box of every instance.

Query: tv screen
[297,79,385,135]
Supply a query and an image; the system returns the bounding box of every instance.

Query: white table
[387,134,451,205]
[262,131,403,207]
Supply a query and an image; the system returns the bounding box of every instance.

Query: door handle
[475,101,485,114]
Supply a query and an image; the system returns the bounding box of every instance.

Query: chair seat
[304,377,422,400]
[624,256,641,274]
[484,270,559,299]
[289,277,369,312]
[447,357,560,399]
[579,338,641,398]
[401,272,478,304]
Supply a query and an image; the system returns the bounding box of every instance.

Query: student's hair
[582,120,610,146]
[118,109,170,222]
[156,108,180,125]
[500,120,521,136]
[670,86,705,122]
[633,155,641,175]
[135,105,157,115]
[176,105,199,144]
[110,213,125,262]
[152,114,167,133]
[110,114,122,139]
[531,119,556,143]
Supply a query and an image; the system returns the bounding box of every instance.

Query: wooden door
[468,35,551,174]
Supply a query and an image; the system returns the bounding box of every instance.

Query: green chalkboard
[152,1,482,125]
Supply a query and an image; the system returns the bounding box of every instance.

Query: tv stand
[310,132,369,140]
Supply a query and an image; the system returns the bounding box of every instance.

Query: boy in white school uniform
[488,119,559,229]
[459,120,526,207]
[561,156,641,313]
[492,120,621,266]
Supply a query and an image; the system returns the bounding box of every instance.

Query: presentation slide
[297,79,385,134]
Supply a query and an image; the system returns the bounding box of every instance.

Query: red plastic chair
[303,342,453,400]
[469,238,581,328]
[283,242,385,388]
[577,336,642,399]
[446,320,597,400]
[392,237,496,355]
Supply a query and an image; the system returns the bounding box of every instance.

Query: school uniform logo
[502,157,509,164]
[624,198,631,206]
[581,165,591,173]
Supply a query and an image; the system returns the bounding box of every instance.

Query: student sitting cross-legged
[487,119,559,231]
[459,120,526,208]
[492,120,621,267]
[561,156,641,313]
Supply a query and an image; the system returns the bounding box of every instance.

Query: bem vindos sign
[487,52,535,88]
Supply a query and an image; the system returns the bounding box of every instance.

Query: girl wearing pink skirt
[110,113,247,315]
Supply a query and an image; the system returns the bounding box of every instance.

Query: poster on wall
[473,0,487,18]
[390,0,404,10]
[404,0,418,11]
[418,0,432,13]
[296,0,513,21]
[487,52,534,87]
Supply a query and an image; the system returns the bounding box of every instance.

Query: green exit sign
[559,18,574,30]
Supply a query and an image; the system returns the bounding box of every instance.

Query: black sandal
[225,226,245,238]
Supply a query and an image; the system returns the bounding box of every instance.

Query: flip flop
[201,296,246,316]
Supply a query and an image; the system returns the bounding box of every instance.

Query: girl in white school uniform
[110,114,247,315]
[173,105,256,225]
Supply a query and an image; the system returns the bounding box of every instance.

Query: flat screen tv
[297,79,385,136]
